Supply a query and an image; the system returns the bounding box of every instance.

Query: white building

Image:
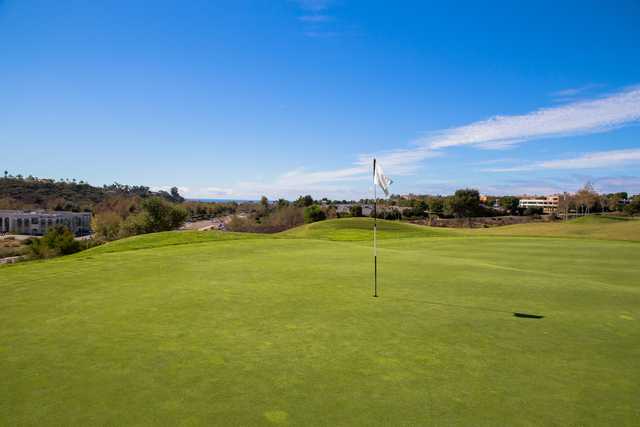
[518,195,559,213]
[0,210,92,236]
[335,204,374,216]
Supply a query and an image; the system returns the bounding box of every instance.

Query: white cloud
[295,0,331,12]
[189,86,640,199]
[550,83,604,100]
[485,148,640,172]
[593,176,640,194]
[426,86,640,150]
[298,14,331,23]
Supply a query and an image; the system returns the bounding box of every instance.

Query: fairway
[1,218,639,425]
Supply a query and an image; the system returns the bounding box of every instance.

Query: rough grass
[0,238,29,258]
[1,218,639,425]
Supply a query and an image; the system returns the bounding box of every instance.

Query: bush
[92,211,123,241]
[524,207,544,216]
[294,195,315,207]
[267,205,304,229]
[140,197,188,232]
[349,205,363,217]
[384,210,402,220]
[624,197,640,215]
[304,205,326,223]
[119,213,148,237]
[0,237,29,258]
[28,226,81,258]
[444,189,481,218]
[118,197,188,237]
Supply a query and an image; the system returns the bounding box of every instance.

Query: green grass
[279,217,458,240]
[469,215,640,242]
[84,229,267,255]
[1,218,639,425]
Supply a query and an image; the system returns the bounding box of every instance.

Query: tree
[92,211,123,241]
[524,207,543,216]
[135,197,188,233]
[574,182,599,215]
[170,187,185,203]
[426,196,444,215]
[606,192,629,212]
[444,189,481,218]
[624,196,640,215]
[260,195,269,212]
[304,205,326,223]
[557,192,575,218]
[499,196,520,215]
[28,226,81,258]
[267,205,304,229]
[349,205,363,217]
[295,195,314,207]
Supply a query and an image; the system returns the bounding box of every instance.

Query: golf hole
[513,312,544,319]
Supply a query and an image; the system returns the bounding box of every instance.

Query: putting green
[1,218,639,425]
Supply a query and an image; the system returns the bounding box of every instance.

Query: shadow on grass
[384,296,544,319]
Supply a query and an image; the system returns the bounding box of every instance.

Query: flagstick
[373,158,378,298]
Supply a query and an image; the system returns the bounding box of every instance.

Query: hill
[1,218,639,425]
[471,215,640,241]
[0,176,180,212]
[279,217,459,241]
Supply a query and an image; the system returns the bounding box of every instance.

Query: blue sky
[1,0,640,199]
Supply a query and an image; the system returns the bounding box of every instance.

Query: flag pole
[373,158,378,298]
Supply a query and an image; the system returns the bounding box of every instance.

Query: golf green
[1,218,639,425]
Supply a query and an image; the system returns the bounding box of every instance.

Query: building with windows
[335,204,374,216]
[518,195,560,214]
[0,210,92,236]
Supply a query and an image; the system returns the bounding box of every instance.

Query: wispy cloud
[295,0,331,12]
[298,14,332,23]
[294,0,339,38]
[195,85,640,199]
[484,148,640,172]
[426,86,640,150]
[550,83,604,100]
[279,86,640,191]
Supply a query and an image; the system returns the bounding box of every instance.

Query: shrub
[444,189,481,218]
[304,205,326,223]
[118,197,188,237]
[524,207,544,216]
[624,197,640,215]
[267,205,304,229]
[349,205,363,217]
[141,197,188,232]
[28,226,81,258]
[294,195,315,207]
[92,211,123,241]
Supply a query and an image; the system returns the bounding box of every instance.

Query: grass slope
[280,217,458,241]
[473,215,640,241]
[83,230,267,255]
[1,218,639,425]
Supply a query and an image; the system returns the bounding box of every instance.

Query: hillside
[0,177,178,212]
[279,217,459,241]
[1,218,639,425]
[82,230,268,255]
[471,215,640,241]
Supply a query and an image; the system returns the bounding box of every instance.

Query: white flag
[373,160,393,197]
